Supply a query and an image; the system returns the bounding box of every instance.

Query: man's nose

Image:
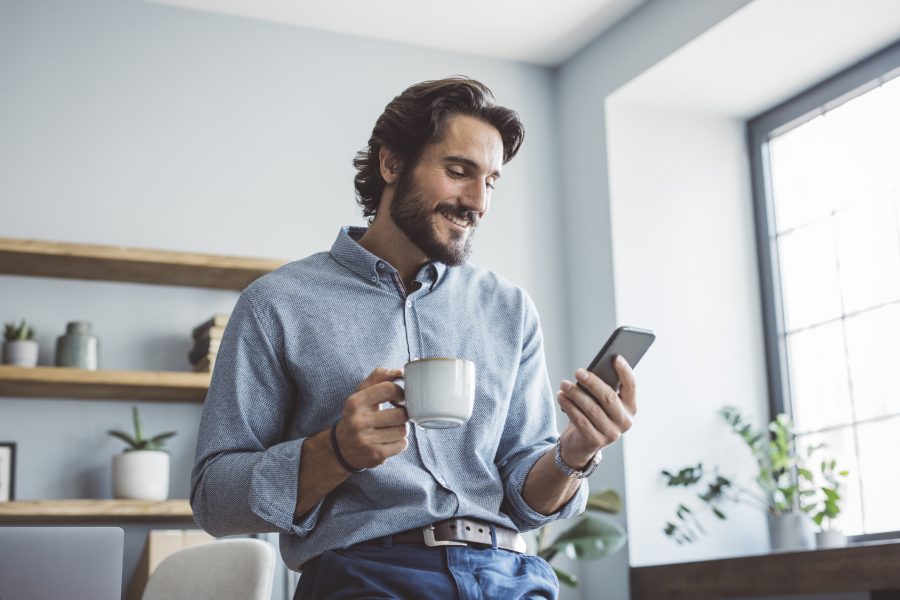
[461,180,490,215]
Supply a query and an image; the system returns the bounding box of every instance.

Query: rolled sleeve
[496,291,588,531]
[191,287,315,536]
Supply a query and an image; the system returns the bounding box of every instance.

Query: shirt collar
[330,226,447,290]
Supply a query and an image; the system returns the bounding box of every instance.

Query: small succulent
[108,406,177,452]
[4,319,37,342]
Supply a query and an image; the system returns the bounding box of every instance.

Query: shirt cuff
[504,445,589,531]
[249,437,324,536]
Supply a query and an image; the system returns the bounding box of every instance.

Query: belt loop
[380,534,393,549]
[489,523,498,550]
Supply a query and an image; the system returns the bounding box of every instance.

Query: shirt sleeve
[190,287,325,537]
[494,290,588,531]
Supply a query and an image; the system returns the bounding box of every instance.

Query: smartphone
[585,326,656,391]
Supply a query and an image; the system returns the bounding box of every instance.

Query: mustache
[438,204,480,227]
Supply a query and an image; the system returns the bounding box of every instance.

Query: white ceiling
[611,0,900,118]
[142,0,648,66]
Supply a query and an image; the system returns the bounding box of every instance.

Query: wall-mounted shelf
[0,366,210,402]
[0,237,288,291]
[0,499,194,523]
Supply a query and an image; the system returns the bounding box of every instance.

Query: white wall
[554,0,754,596]
[605,103,769,566]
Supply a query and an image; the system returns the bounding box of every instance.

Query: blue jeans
[294,537,559,600]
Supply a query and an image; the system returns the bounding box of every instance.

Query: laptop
[0,526,124,600]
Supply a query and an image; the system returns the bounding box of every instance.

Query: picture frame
[0,442,16,502]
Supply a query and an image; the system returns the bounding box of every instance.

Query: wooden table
[630,541,900,599]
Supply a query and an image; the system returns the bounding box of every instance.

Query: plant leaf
[553,566,578,588]
[108,430,137,448]
[132,406,144,443]
[586,489,622,514]
[149,431,177,444]
[548,514,627,561]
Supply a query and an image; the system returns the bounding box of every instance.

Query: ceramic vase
[112,450,170,500]
[815,529,847,549]
[55,321,99,370]
[2,340,39,367]
[768,513,815,552]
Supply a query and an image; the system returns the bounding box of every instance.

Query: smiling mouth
[440,210,472,230]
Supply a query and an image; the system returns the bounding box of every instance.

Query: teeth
[442,211,470,227]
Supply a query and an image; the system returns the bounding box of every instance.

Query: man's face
[388,114,504,266]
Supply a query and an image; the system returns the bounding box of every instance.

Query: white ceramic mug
[393,358,475,428]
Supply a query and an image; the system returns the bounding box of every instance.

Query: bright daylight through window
[766,71,900,537]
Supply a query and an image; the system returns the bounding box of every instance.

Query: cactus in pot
[3,319,39,367]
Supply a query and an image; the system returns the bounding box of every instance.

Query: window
[749,40,900,538]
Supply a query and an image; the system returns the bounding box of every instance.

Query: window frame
[747,38,900,543]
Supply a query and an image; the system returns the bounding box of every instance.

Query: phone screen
[586,326,655,390]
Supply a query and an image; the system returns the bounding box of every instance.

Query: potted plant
[535,489,627,588]
[108,406,176,501]
[3,319,39,367]
[812,457,849,548]
[661,407,843,552]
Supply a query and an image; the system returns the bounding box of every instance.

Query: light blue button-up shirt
[191,226,587,569]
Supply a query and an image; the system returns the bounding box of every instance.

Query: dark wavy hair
[353,77,525,221]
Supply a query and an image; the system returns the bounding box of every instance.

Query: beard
[388,169,479,266]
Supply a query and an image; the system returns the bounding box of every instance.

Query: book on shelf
[191,355,216,373]
[191,314,229,340]
[188,343,218,365]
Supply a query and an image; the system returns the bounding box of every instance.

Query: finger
[348,381,405,411]
[614,356,638,415]
[364,424,409,445]
[369,407,409,428]
[561,379,628,432]
[557,392,619,448]
[574,369,617,406]
[356,367,404,392]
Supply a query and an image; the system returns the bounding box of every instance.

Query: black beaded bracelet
[331,419,367,474]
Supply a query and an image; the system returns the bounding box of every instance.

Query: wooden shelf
[0,366,210,402]
[0,237,288,290]
[630,541,900,599]
[0,500,194,523]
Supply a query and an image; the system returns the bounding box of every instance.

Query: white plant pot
[767,513,815,552]
[112,450,170,501]
[2,340,39,367]
[815,529,847,549]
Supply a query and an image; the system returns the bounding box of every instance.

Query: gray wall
[0,0,567,595]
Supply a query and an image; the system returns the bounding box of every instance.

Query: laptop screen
[0,526,124,600]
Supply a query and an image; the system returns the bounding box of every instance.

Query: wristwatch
[554,439,602,479]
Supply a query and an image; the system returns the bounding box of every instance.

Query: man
[191,77,637,599]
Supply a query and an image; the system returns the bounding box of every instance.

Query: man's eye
[486,181,496,190]
[448,169,464,178]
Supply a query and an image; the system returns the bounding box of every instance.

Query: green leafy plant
[535,489,627,587]
[4,319,36,342]
[812,457,849,532]
[108,406,177,452]
[661,407,845,544]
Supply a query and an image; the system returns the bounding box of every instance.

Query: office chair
[141,538,276,600]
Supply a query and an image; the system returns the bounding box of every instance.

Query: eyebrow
[443,155,502,179]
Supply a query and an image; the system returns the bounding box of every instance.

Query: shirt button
[406,300,412,308]
[377,262,384,270]
[371,276,378,282]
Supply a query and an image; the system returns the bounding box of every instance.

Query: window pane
[778,220,843,331]
[845,303,900,421]
[769,114,835,232]
[833,199,900,313]
[797,427,863,536]
[856,415,900,533]
[787,321,852,433]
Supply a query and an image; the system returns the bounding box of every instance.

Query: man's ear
[379,147,402,184]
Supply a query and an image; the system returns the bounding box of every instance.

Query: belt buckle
[422,525,467,547]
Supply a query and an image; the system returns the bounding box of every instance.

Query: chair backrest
[141,538,276,600]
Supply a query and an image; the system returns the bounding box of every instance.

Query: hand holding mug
[334,368,409,470]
